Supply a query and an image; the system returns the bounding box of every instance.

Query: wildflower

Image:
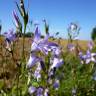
[31,26,59,55]
[4,29,16,51]
[28,86,36,94]
[79,50,96,64]
[53,79,60,90]
[27,25,63,95]
[50,57,63,69]
[26,54,42,69]
[49,44,61,56]
[31,26,48,53]
[34,63,42,81]
[34,70,41,81]
[36,87,43,96]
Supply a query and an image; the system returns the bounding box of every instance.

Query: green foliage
[24,32,33,37]
[91,27,96,41]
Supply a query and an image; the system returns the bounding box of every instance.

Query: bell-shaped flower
[26,54,41,69]
[31,25,61,56]
[50,57,64,69]
[31,26,53,55]
[48,43,60,56]
[28,86,36,94]
[31,26,41,51]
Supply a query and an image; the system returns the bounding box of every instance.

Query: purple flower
[48,43,60,56]
[36,87,43,96]
[50,57,64,69]
[34,70,41,81]
[4,29,16,51]
[79,50,96,64]
[28,86,36,94]
[4,29,16,42]
[31,26,48,53]
[34,63,42,81]
[26,54,42,69]
[13,10,22,31]
[31,26,60,55]
[53,79,60,90]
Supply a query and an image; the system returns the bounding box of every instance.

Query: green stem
[22,24,26,61]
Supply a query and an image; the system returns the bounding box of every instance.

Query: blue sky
[0,0,96,40]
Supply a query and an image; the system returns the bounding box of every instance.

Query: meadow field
[1,37,95,96]
[1,0,96,95]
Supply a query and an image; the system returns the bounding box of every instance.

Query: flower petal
[27,55,41,69]
[28,86,36,94]
[34,26,41,42]
[51,58,64,69]
[86,59,91,64]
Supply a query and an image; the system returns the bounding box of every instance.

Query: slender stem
[21,23,27,84]
[22,24,26,61]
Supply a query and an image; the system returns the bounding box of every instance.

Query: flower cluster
[27,25,64,95]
